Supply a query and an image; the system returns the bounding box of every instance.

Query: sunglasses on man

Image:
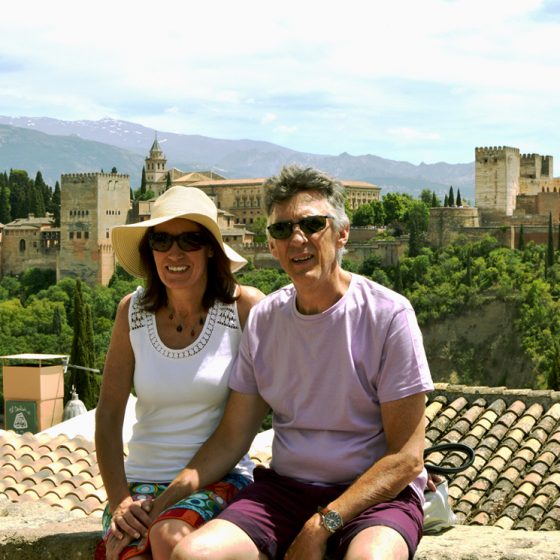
[148,231,209,252]
[267,215,334,240]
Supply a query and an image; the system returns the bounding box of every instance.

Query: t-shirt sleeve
[376,306,434,403]
[228,325,259,394]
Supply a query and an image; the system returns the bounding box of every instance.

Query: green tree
[456,189,462,207]
[33,171,47,216]
[68,279,97,408]
[51,181,61,227]
[444,194,449,207]
[140,167,147,196]
[382,192,413,226]
[9,169,32,219]
[420,189,433,206]
[358,255,382,277]
[431,192,439,208]
[546,338,560,390]
[0,182,10,224]
[518,225,525,251]
[547,212,554,270]
[352,204,376,227]
[448,186,455,207]
[166,172,172,190]
[406,200,430,257]
[247,217,268,243]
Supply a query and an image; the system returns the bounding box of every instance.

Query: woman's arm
[95,294,151,539]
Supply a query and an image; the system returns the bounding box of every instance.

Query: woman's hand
[110,496,153,540]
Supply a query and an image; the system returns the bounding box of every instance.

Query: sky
[1,0,560,166]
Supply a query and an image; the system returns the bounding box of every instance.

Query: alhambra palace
[1,142,560,285]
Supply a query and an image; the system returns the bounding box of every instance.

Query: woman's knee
[149,519,194,560]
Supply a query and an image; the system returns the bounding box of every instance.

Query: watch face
[323,510,343,532]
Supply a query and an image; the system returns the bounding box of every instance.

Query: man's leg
[344,525,408,560]
[171,519,267,560]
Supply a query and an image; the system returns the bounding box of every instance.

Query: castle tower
[59,172,130,285]
[145,135,167,195]
[475,146,520,222]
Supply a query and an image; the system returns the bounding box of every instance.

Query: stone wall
[475,146,520,218]
[59,173,130,285]
[428,207,480,248]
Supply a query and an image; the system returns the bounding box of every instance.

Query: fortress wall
[475,146,520,217]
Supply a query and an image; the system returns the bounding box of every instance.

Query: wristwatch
[317,506,344,533]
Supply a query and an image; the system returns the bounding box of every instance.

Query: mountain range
[0,116,475,199]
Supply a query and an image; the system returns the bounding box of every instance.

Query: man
[168,165,434,560]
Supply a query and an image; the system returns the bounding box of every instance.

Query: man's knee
[344,525,409,560]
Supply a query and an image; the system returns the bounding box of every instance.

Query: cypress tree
[431,192,437,207]
[518,224,525,251]
[52,181,61,227]
[448,186,455,207]
[0,182,11,224]
[547,338,560,391]
[444,194,449,207]
[547,212,554,269]
[69,280,96,408]
[52,305,63,336]
[140,167,147,196]
[456,189,462,207]
[166,172,172,190]
[33,171,47,216]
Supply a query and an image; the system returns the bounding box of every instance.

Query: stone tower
[475,146,520,222]
[145,135,167,195]
[59,172,130,285]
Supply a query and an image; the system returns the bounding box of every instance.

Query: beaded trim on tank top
[130,294,239,359]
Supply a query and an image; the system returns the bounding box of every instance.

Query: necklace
[168,308,205,336]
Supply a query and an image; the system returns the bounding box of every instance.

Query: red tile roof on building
[1,383,559,530]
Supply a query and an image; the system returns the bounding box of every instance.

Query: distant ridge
[0,116,475,198]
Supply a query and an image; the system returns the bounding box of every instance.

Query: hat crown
[152,186,217,222]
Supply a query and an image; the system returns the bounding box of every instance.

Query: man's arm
[285,392,426,559]
[148,390,270,516]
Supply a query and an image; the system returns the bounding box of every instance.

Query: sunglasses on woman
[148,231,209,252]
[267,215,334,240]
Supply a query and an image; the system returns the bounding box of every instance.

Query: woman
[95,186,264,560]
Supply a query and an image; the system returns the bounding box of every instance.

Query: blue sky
[1,0,560,165]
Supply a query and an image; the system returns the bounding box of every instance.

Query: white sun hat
[111,186,247,278]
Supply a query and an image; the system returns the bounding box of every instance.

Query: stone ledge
[0,518,101,560]
[1,520,560,559]
[415,526,560,559]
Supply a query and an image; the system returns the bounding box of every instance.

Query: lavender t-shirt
[229,274,434,499]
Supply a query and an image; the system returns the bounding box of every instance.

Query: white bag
[423,479,456,535]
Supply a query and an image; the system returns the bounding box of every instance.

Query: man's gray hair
[264,165,349,263]
[264,165,349,232]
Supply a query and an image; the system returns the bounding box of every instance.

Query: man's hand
[284,514,329,560]
[110,496,153,540]
[426,472,443,493]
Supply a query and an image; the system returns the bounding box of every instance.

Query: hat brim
[112,213,247,278]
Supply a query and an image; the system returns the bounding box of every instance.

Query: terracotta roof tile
[426,384,560,530]
[1,382,559,531]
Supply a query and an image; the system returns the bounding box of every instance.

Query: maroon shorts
[218,466,424,560]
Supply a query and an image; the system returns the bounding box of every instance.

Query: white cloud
[0,0,560,163]
[388,128,441,142]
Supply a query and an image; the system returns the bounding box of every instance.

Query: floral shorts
[97,472,251,560]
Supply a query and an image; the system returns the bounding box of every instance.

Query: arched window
[19,239,26,252]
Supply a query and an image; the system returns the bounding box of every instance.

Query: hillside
[0,125,144,186]
[0,116,475,197]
